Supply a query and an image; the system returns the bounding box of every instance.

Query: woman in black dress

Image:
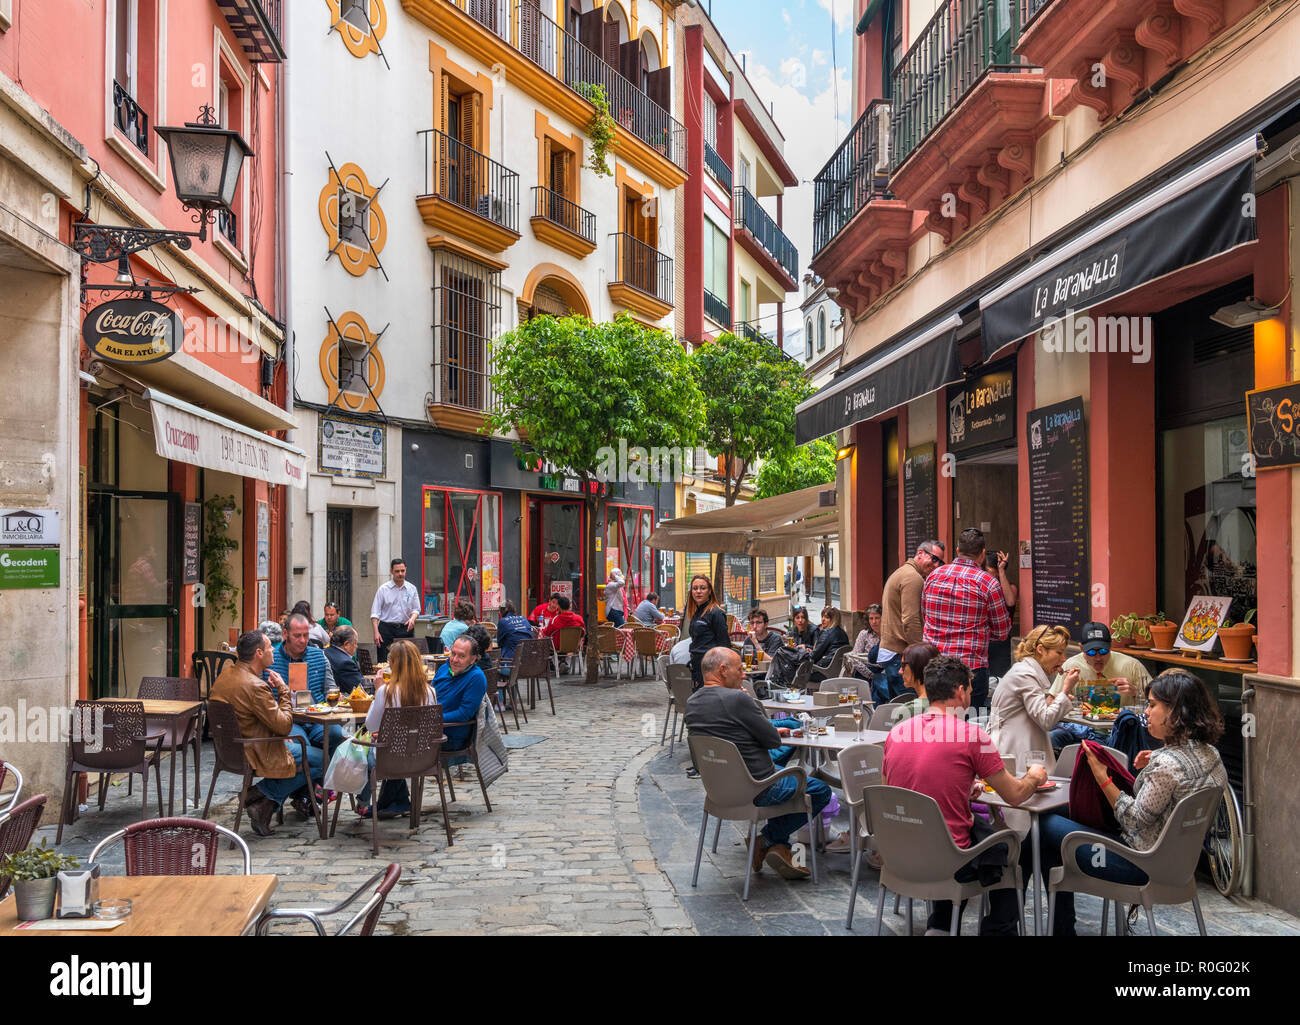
[685,574,730,691]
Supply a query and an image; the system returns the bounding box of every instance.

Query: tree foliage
[489,313,703,682]
[754,436,837,500]
[688,332,815,506]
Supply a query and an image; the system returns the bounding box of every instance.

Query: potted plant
[1148,613,1178,650]
[1,840,80,921]
[1110,613,1138,647]
[1218,609,1256,661]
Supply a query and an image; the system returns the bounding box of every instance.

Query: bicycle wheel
[1205,783,1244,896]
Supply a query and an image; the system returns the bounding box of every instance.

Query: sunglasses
[1084,647,1110,658]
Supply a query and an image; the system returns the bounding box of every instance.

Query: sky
[706,0,854,345]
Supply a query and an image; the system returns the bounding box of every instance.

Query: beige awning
[648,484,838,556]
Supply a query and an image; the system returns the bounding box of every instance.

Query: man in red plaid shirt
[922,527,1011,711]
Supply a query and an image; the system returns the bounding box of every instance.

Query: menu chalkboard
[182,502,202,584]
[902,443,938,557]
[1026,397,1089,629]
[723,553,753,618]
[1246,381,1300,471]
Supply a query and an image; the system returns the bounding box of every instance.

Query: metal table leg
[1031,814,1043,937]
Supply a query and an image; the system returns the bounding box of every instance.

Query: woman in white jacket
[988,624,1080,776]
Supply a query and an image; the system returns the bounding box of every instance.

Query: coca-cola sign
[81,299,182,365]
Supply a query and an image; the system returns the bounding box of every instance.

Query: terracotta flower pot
[1129,624,1153,649]
[1149,622,1178,649]
[1217,624,1256,661]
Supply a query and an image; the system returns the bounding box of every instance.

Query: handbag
[1067,740,1136,832]
[323,730,371,795]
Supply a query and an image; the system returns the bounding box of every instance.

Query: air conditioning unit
[872,103,892,177]
[477,194,505,224]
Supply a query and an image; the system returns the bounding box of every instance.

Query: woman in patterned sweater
[1034,669,1228,935]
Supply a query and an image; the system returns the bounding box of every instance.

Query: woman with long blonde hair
[987,624,1079,775]
[357,638,434,818]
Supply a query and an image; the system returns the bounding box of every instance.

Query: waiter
[371,557,421,662]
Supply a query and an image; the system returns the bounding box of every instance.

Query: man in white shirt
[371,557,421,662]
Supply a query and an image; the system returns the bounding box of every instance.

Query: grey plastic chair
[1047,786,1222,937]
[837,743,885,929]
[864,784,1025,936]
[867,702,905,731]
[789,659,814,692]
[1056,742,1130,779]
[688,735,818,900]
[665,664,695,757]
[818,676,873,699]
[811,645,852,682]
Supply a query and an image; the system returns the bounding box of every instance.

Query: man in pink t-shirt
[884,654,1047,934]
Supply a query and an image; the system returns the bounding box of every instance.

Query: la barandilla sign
[82,299,183,365]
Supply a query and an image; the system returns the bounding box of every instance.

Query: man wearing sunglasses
[876,540,946,704]
[1054,622,1156,762]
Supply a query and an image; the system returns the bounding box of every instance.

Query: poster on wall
[1175,595,1234,652]
[550,581,573,600]
[481,552,502,610]
[182,502,202,584]
[318,415,386,478]
[256,500,270,580]
[902,443,938,557]
[1245,381,1300,471]
[1026,396,1090,629]
[257,579,269,625]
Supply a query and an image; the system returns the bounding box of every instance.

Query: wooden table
[96,698,201,817]
[291,706,362,838]
[974,778,1071,936]
[1110,645,1256,676]
[0,875,278,936]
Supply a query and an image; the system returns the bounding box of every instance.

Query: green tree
[754,436,837,499]
[489,313,703,683]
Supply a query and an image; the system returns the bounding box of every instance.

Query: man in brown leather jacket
[875,540,945,703]
[210,630,323,836]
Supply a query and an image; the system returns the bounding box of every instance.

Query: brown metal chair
[355,645,376,676]
[56,701,165,844]
[201,700,320,841]
[90,817,251,875]
[256,863,402,935]
[439,712,493,814]
[0,794,47,901]
[139,676,203,811]
[513,638,555,715]
[191,650,235,701]
[0,759,22,814]
[353,704,452,854]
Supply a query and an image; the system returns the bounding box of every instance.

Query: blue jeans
[754,775,832,847]
[1036,812,1150,934]
[607,609,625,628]
[768,717,800,767]
[257,734,324,805]
[969,666,989,713]
[871,654,901,706]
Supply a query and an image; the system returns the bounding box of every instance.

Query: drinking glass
[1027,749,1046,777]
[841,686,851,704]
[326,686,340,708]
[852,701,863,738]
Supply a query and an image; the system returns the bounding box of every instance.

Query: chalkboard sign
[722,554,753,618]
[1246,381,1300,471]
[182,502,202,584]
[902,443,938,557]
[1026,397,1089,629]
[948,366,1015,453]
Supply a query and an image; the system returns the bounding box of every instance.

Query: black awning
[795,314,962,444]
[979,137,1260,359]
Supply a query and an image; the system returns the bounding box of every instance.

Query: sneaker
[685,766,700,779]
[764,843,811,880]
[746,835,770,876]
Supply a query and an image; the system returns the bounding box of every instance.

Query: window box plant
[1217,609,1256,661]
[1147,615,1178,649]
[1,840,80,921]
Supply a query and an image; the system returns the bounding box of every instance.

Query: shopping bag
[323,731,371,794]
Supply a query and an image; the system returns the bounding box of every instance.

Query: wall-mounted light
[835,443,855,461]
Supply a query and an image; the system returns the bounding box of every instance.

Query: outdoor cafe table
[973,778,1072,937]
[292,705,364,838]
[615,626,675,677]
[95,698,201,817]
[0,875,278,936]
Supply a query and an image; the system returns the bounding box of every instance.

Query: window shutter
[543,135,553,197]
[520,0,541,64]
[463,94,480,205]
[619,40,640,84]
[438,74,450,196]
[578,9,603,56]
[604,18,620,70]
[645,66,672,114]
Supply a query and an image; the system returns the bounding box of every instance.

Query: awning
[855,0,887,35]
[979,136,1261,359]
[795,313,962,445]
[147,388,308,489]
[648,484,837,557]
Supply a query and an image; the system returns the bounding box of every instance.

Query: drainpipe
[278,10,295,604]
[1241,683,1256,898]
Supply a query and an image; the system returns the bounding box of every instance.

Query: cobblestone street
[33,670,1300,936]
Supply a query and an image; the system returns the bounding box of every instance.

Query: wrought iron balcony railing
[812,99,891,256]
[891,0,1034,168]
[704,288,731,328]
[432,348,497,413]
[733,186,799,283]
[419,128,520,232]
[704,141,732,192]
[531,186,596,244]
[609,232,673,306]
[1019,0,1056,25]
[447,0,686,169]
[113,81,149,156]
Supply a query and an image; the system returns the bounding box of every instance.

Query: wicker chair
[551,625,585,676]
[90,817,251,875]
[513,638,555,715]
[56,701,165,844]
[256,864,402,936]
[0,759,22,814]
[596,626,621,678]
[138,676,203,813]
[632,628,662,678]
[352,704,451,854]
[0,794,47,901]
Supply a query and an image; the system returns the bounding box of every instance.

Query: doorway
[605,503,654,608]
[527,497,586,612]
[951,443,1020,633]
[326,508,353,620]
[88,490,179,698]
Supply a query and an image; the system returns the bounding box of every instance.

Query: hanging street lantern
[154,105,254,242]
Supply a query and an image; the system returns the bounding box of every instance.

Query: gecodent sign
[148,393,307,489]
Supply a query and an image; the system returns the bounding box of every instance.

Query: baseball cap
[1080,622,1111,649]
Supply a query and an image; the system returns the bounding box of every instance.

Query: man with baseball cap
[1050,622,1156,759]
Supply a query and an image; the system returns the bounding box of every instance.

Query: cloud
[816,0,853,32]
[782,8,792,26]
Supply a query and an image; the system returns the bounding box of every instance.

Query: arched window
[818,310,827,352]
[805,318,813,360]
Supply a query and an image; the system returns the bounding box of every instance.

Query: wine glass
[852,700,863,738]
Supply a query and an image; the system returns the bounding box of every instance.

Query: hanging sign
[1246,381,1300,471]
[82,299,183,365]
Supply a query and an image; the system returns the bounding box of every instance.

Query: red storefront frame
[421,486,504,620]
[605,503,655,609]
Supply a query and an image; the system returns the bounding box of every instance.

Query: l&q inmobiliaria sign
[81,299,183,365]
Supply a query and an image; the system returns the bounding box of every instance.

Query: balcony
[403,0,686,185]
[1016,0,1269,123]
[430,351,497,433]
[808,100,913,317]
[607,232,673,320]
[530,186,597,258]
[216,0,286,63]
[888,0,1047,246]
[704,141,732,193]
[417,128,521,253]
[704,289,731,329]
[113,81,149,156]
[733,186,799,292]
